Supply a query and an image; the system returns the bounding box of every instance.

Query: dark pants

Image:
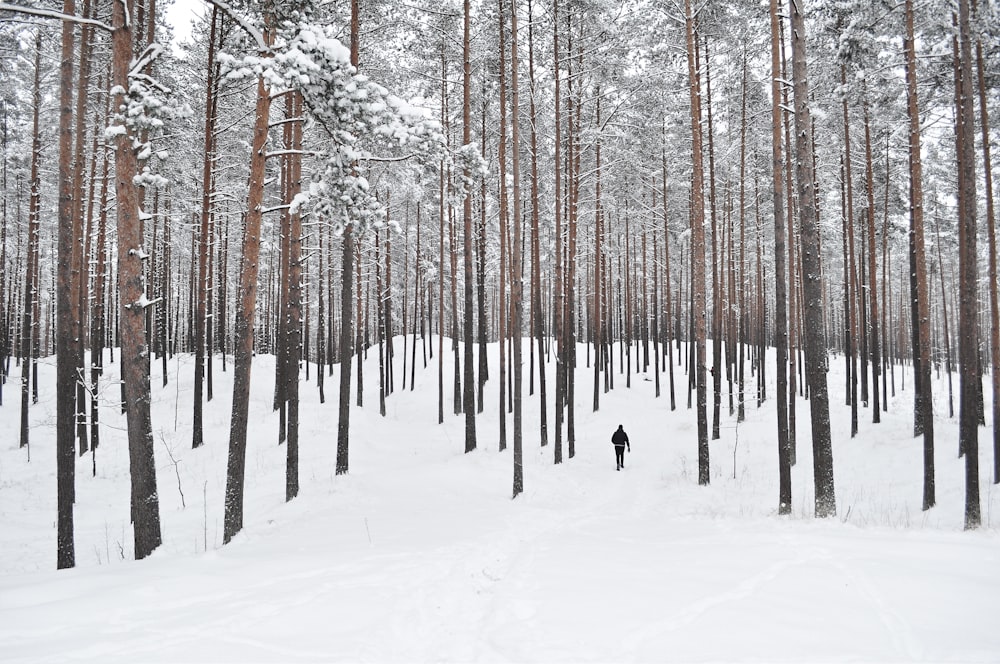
[614,445,626,469]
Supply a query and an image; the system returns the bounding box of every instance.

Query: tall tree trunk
[705,37,722,442]
[528,0,547,446]
[685,0,709,486]
[112,0,162,557]
[55,0,78,570]
[842,64,860,437]
[770,0,790,512]
[552,0,564,463]
[477,92,488,411]
[72,0,94,457]
[663,146,676,411]
[497,0,509,451]
[904,0,934,509]
[336,0,360,476]
[285,91,303,500]
[862,91,881,423]
[224,13,275,541]
[955,0,980,529]
[462,0,477,452]
[193,7,218,449]
[20,30,43,453]
[789,0,835,518]
[510,0,525,497]
[971,0,999,485]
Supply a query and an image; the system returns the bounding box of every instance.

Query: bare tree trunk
[438,40,447,426]
[842,64,860,437]
[112,0,162,557]
[553,0,564,464]
[510,0,525,497]
[336,0,360,476]
[955,0,981,528]
[789,0,835,518]
[20,31,43,453]
[224,13,274,541]
[477,93,488,411]
[498,0,509,451]
[662,146,676,411]
[685,0,709,486]
[55,0,78,570]
[90,94,110,460]
[462,0,477,452]
[770,0,790,511]
[904,0,934,509]
[705,37,722,442]
[528,0,547,446]
[72,0,94,457]
[971,0,999,485]
[862,91,881,423]
[285,91,303,500]
[737,53,748,423]
[193,7,218,449]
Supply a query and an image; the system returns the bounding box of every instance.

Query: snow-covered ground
[1,339,998,662]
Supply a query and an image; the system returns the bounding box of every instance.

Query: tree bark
[770,0,790,511]
[56,0,78,570]
[224,13,274,541]
[685,0,709,486]
[112,0,162,557]
[955,0,981,529]
[193,7,218,449]
[510,0,525,497]
[462,0,477,452]
[789,0,835,518]
[903,0,934,509]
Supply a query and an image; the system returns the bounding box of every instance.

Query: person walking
[612,424,630,470]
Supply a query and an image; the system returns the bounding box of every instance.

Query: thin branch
[0,2,112,31]
[201,0,266,52]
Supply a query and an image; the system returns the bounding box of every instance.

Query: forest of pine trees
[0,0,996,567]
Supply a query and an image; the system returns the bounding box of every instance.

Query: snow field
[0,338,998,662]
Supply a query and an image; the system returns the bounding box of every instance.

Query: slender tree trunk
[510,0,525,497]
[553,0,564,464]
[528,0,547,446]
[224,14,275,541]
[285,91,303,500]
[770,0,790,512]
[55,0,78,570]
[112,0,162,557]
[477,93,488,411]
[72,0,94,457]
[705,37,722,442]
[904,0,934,508]
[789,0,835,518]
[20,31,43,453]
[498,0,509,451]
[663,147,676,411]
[842,64,860,437]
[955,0,980,528]
[685,0,709,486]
[193,7,218,449]
[461,0,477,452]
[336,1,360,476]
[863,92,881,423]
[971,0,999,485]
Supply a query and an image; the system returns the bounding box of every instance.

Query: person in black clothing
[611,424,630,470]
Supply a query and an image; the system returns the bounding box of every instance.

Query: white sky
[164,0,203,48]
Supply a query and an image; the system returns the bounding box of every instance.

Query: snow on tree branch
[220,18,485,233]
[0,2,112,31]
[106,47,192,190]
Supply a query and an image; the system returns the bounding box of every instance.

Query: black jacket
[611,428,629,447]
